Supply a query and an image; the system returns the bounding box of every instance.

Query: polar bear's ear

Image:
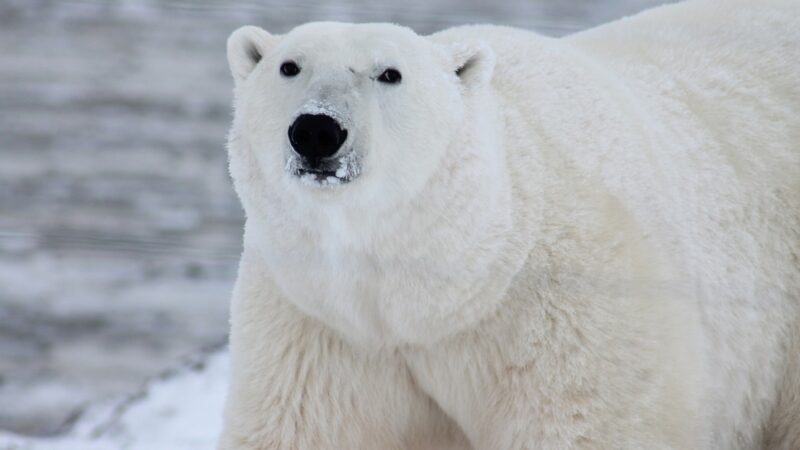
[447,41,495,88]
[227,26,277,84]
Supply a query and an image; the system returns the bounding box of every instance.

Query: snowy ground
[0,350,228,450]
[0,0,670,447]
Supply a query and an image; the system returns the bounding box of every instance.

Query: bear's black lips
[297,167,338,179]
[299,167,332,175]
[287,152,358,186]
[293,163,352,185]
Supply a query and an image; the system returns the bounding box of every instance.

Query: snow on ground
[0,350,228,450]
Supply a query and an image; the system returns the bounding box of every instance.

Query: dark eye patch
[377,68,402,84]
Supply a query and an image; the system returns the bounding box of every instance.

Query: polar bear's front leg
[405,290,707,450]
[218,250,463,450]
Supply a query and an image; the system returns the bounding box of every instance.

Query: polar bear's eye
[280,61,301,77]
[377,68,402,84]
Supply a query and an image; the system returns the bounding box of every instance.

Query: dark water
[0,0,669,436]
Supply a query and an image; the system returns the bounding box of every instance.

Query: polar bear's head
[226,22,495,218]
[226,23,513,344]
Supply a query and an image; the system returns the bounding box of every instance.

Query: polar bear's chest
[263,239,395,345]
[258,222,523,348]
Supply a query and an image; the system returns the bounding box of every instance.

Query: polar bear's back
[571,3,800,446]
[436,1,800,315]
[568,0,800,303]
[568,0,800,199]
[435,2,800,447]
[442,2,800,311]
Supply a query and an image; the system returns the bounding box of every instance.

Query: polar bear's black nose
[288,114,348,161]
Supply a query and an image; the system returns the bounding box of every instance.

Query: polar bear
[218,1,800,449]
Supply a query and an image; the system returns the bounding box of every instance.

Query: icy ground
[0,350,229,450]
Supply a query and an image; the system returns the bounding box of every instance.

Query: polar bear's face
[227,23,503,344]
[227,22,494,213]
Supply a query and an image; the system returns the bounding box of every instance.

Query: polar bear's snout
[284,103,361,187]
[288,114,348,162]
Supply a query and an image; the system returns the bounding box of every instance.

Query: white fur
[219,2,800,449]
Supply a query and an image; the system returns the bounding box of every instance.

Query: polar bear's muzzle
[285,112,361,187]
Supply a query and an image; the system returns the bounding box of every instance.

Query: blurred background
[0,0,670,446]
